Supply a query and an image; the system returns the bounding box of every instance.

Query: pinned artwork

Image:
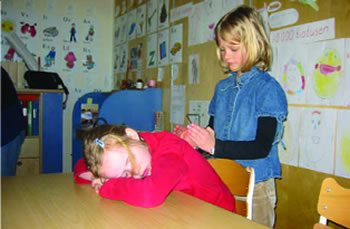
[299,108,336,174]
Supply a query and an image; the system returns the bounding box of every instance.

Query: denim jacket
[209,66,288,183]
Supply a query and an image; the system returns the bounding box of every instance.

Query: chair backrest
[208,159,255,220]
[316,177,350,228]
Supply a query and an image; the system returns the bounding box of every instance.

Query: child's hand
[173,125,197,147]
[91,177,107,194]
[78,171,94,181]
[187,124,215,153]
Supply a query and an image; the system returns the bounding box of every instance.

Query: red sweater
[74,131,235,212]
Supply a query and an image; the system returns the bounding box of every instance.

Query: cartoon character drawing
[85,25,94,41]
[70,23,77,42]
[44,47,56,67]
[20,22,37,37]
[83,55,95,70]
[64,51,77,68]
[313,48,342,99]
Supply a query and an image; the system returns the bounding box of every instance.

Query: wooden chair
[208,158,255,220]
[314,177,350,228]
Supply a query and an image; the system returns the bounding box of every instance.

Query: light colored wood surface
[317,178,350,228]
[1,173,269,229]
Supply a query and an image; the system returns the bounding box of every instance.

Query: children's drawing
[278,107,301,167]
[282,59,305,95]
[335,110,350,178]
[189,54,199,84]
[292,0,319,11]
[299,108,336,174]
[313,48,342,99]
[306,39,346,106]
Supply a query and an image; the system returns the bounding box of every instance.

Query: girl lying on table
[74,124,235,212]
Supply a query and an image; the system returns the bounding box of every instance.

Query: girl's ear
[125,128,140,141]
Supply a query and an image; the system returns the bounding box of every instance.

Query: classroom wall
[1,0,115,172]
[114,0,350,228]
[252,0,350,228]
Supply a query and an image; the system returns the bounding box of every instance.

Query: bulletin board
[113,0,350,228]
[252,1,350,228]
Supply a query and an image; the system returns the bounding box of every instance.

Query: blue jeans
[1,130,25,176]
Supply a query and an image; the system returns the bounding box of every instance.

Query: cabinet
[16,89,63,175]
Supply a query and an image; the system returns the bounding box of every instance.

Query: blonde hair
[214,5,272,73]
[83,124,145,178]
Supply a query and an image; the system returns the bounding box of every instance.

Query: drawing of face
[285,62,302,92]
[311,111,321,144]
[313,48,342,99]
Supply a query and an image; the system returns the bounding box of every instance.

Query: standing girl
[174,5,287,227]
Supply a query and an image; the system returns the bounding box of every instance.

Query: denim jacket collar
[225,66,260,89]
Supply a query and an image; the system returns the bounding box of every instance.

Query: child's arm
[99,154,187,208]
[74,158,93,184]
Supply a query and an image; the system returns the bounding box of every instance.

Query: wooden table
[2,173,268,228]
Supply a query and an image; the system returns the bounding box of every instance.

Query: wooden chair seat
[314,177,350,228]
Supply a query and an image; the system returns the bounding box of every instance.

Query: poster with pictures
[114,17,122,45]
[119,43,129,73]
[136,4,146,38]
[127,9,137,41]
[158,0,169,30]
[147,0,158,34]
[169,23,183,64]
[157,29,169,66]
[147,32,157,68]
[119,14,128,44]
